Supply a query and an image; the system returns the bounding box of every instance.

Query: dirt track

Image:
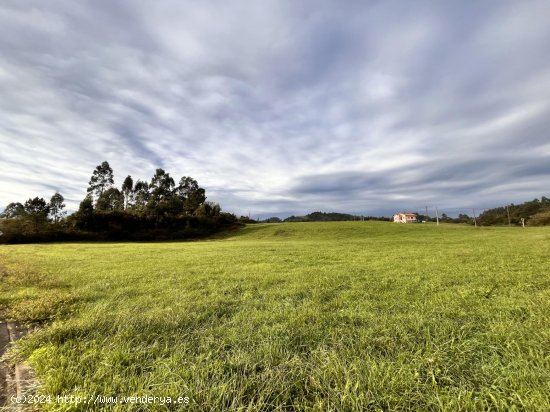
[0,316,35,409]
[0,318,9,406]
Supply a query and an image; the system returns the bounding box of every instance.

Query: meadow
[0,222,549,411]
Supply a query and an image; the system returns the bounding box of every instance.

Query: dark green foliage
[76,212,235,241]
[456,213,472,224]
[307,212,357,221]
[0,163,237,243]
[439,213,454,223]
[87,161,114,201]
[176,176,198,197]
[193,201,221,218]
[0,202,25,219]
[49,192,66,223]
[177,176,206,214]
[146,169,176,221]
[23,197,50,231]
[23,197,49,216]
[238,216,257,224]
[283,212,390,222]
[149,168,175,202]
[478,196,550,226]
[185,187,206,214]
[132,180,150,213]
[74,196,94,230]
[74,164,234,239]
[121,175,134,209]
[529,209,550,226]
[0,197,52,235]
[96,187,124,212]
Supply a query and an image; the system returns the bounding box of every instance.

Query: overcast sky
[1,1,550,218]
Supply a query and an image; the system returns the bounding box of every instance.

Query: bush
[529,210,550,226]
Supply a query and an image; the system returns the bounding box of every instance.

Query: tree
[87,161,114,202]
[149,169,175,202]
[478,196,550,226]
[193,201,221,218]
[185,187,206,214]
[176,176,206,214]
[75,196,94,230]
[121,175,134,209]
[147,169,177,220]
[96,188,124,212]
[0,202,25,219]
[49,192,66,223]
[132,180,150,214]
[176,176,199,198]
[529,210,550,226]
[0,161,239,242]
[456,213,471,224]
[23,197,50,231]
[440,213,452,222]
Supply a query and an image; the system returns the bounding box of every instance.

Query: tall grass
[1,222,549,410]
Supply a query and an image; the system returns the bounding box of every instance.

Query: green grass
[1,222,549,411]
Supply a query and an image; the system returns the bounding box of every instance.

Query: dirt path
[0,259,39,409]
[0,319,10,406]
[0,314,36,409]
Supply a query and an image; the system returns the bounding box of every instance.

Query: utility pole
[521,218,525,228]
[425,206,429,221]
[506,206,511,227]
[435,207,439,226]
[472,208,477,228]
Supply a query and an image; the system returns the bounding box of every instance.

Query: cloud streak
[1,0,549,217]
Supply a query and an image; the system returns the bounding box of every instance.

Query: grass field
[1,222,549,411]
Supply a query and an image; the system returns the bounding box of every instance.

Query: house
[393,213,417,223]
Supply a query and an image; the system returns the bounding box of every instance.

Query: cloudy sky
[1,1,550,218]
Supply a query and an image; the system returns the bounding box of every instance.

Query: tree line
[477,196,550,226]
[264,212,390,223]
[0,161,238,243]
[416,196,550,226]
[1,194,67,231]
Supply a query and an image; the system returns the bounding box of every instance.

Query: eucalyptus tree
[149,169,175,202]
[132,180,150,214]
[176,176,206,214]
[193,201,221,218]
[0,202,25,219]
[96,188,124,212]
[75,196,94,230]
[148,168,176,220]
[23,197,50,231]
[49,192,66,223]
[121,175,134,209]
[87,161,114,202]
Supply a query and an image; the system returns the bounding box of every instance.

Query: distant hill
[282,212,390,222]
